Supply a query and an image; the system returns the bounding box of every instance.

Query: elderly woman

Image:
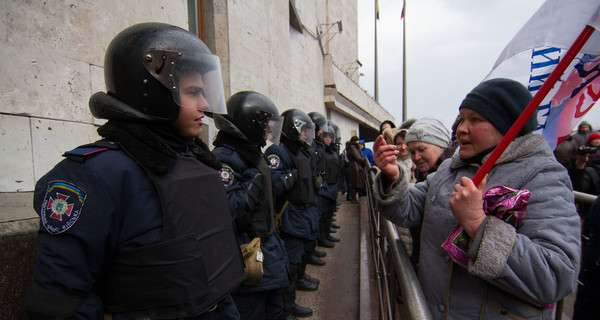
[373,78,580,319]
[405,117,452,182]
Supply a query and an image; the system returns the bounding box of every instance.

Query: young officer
[212,91,289,320]
[266,109,318,318]
[21,23,245,319]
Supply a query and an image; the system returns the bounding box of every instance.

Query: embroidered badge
[40,181,87,234]
[267,154,280,169]
[219,164,235,188]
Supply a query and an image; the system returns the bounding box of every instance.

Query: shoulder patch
[40,181,87,234]
[267,154,281,169]
[219,164,235,188]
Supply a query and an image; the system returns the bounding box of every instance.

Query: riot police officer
[22,23,245,319]
[321,124,343,224]
[266,109,318,319]
[212,91,289,320]
[328,120,345,197]
[308,112,339,251]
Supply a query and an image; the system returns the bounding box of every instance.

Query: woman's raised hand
[373,135,400,181]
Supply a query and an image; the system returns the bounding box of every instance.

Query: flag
[376,0,380,20]
[484,0,600,150]
[401,0,405,20]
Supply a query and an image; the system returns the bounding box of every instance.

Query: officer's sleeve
[23,159,119,319]
[217,160,257,230]
[265,149,291,197]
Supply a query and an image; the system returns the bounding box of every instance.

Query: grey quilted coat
[374,133,580,320]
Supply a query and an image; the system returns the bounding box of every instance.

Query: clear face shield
[294,118,315,145]
[143,50,226,116]
[265,115,283,145]
[317,123,330,139]
[323,127,336,146]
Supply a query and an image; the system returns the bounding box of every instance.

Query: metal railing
[363,163,597,320]
[364,165,432,320]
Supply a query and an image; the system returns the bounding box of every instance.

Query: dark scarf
[97,120,221,174]
[213,131,263,166]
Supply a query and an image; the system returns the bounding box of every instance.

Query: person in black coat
[573,196,600,320]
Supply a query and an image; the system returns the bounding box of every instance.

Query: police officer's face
[300,127,309,141]
[323,135,332,146]
[172,73,209,139]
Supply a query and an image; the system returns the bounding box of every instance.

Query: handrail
[382,220,433,320]
[365,163,432,320]
[574,190,597,205]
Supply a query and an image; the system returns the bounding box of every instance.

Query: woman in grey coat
[373,78,580,319]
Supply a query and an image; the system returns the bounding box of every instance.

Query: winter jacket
[373,133,581,320]
[346,141,366,189]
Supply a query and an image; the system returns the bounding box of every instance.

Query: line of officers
[22,23,346,320]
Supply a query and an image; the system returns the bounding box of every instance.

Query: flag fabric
[484,0,600,150]
[401,0,405,20]
[376,0,380,20]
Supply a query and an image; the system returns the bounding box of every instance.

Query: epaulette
[63,140,118,163]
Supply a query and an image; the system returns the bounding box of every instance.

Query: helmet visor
[317,123,331,138]
[172,52,226,116]
[144,49,226,116]
[266,115,284,145]
[323,126,336,145]
[300,125,315,145]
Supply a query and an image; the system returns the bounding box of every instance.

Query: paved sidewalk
[296,196,362,319]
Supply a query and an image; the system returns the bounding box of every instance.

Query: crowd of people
[20,22,597,320]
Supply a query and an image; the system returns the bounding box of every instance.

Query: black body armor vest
[247,157,276,237]
[282,146,315,205]
[99,155,245,318]
[324,150,342,185]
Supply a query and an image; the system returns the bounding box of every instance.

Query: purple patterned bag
[442,185,531,267]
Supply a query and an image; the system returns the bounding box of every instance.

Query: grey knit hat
[405,117,450,148]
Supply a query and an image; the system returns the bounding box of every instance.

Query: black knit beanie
[459,78,537,136]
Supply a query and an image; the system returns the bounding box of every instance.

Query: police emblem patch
[219,164,235,188]
[41,181,87,234]
[267,154,280,169]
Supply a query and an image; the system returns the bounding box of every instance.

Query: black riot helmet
[308,112,329,136]
[328,120,341,145]
[91,22,226,122]
[281,109,315,145]
[225,91,283,146]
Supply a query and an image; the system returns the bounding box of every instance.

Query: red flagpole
[472,24,596,186]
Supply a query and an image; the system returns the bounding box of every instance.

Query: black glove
[246,172,263,212]
[283,169,298,190]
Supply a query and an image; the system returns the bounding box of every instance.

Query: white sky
[357,0,600,132]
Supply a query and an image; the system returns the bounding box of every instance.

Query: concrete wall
[0,0,188,194]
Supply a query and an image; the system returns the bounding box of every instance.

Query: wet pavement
[296,196,367,319]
